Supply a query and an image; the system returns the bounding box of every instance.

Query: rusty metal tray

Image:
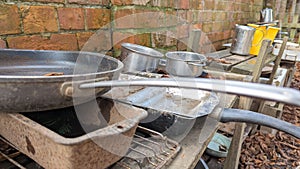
[105,74,219,119]
[120,87,219,118]
[0,99,147,169]
[0,126,181,169]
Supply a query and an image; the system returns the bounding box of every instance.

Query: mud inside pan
[0,99,147,169]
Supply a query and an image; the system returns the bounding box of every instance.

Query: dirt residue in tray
[43,72,64,76]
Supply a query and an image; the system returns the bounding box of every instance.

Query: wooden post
[187,29,201,52]
[223,40,271,169]
[290,15,299,41]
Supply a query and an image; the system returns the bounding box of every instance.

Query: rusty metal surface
[0,126,181,169]
[0,99,147,169]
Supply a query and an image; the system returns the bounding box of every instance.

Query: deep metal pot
[231,25,255,55]
[120,43,164,73]
[165,51,207,77]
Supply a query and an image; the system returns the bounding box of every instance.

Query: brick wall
[0,0,263,56]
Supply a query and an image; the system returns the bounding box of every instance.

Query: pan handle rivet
[65,87,74,97]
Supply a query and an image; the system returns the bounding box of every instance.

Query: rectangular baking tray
[0,99,147,169]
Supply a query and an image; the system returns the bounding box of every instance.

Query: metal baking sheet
[118,87,219,118]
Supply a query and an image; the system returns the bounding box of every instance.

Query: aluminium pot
[120,43,164,73]
[165,51,207,77]
[230,25,255,55]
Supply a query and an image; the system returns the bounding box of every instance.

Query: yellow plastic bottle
[265,26,281,43]
[247,24,281,55]
[247,24,267,55]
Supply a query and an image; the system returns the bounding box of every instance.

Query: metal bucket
[230,25,255,55]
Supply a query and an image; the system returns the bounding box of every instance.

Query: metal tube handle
[79,78,300,107]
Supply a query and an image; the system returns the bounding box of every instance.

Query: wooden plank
[206,49,231,59]
[223,40,272,169]
[290,15,299,41]
[269,37,288,84]
[231,54,277,75]
[289,0,297,22]
[282,22,300,29]
[187,29,201,52]
[257,37,288,123]
[207,52,255,71]
[221,55,255,71]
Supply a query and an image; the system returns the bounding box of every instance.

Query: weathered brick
[111,0,133,5]
[58,8,84,30]
[177,10,187,23]
[7,34,78,50]
[223,30,232,39]
[193,23,202,30]
[213,41,223,50]
[0,5,21,35]
[190,0,203,10]
[21,6,58,34]
[151,31,177,48]
[176,24,189,39]
[113,31,151,50]
[68,0,101,5]
[201,11,213,22]
[77,30,112,52]
[101,0,110,5]
[114,8,164,29]
[0,39,7,48]
[86,8,111,30]
[132,0,151,5]
[202,22,213,33]
[177,39,188,51]
[114,8,135,29]
[165,9,177,27]
[204,0,215,10]
[175,0,189,9]
[22,0,64,3]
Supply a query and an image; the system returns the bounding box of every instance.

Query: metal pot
[120,43,164,73]
[165,51,207,77]
[231,25,256,55]
[261,8,273,23]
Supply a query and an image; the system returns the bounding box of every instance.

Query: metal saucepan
[120,43,164,73]
[165,51,207,77]
[120,43,207,77]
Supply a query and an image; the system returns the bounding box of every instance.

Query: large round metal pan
[0,49,123,112]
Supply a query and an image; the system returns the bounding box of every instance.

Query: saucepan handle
[158,58,167,67]
[78,78,300,107]
[186,61,206,67]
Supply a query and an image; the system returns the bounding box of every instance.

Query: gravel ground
[240,62,300,169]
